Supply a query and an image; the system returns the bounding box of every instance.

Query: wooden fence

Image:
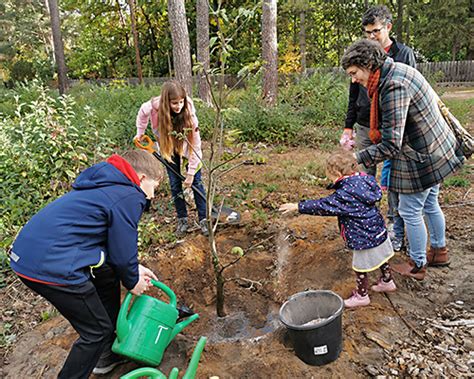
[417,61,474,85]
[68,61,474,88]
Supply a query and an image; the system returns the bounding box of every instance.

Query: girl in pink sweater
[135,80,208,236]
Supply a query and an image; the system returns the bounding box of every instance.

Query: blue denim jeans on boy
[387,190,405,240]
[166,154,207,221]
[398,184,446,267]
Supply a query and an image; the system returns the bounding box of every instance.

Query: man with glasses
[341,5,416,253]
[342,5,416,169]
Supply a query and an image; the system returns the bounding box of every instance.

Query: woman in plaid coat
[341,39,464,280]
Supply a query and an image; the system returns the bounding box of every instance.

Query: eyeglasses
[363,26,385,36]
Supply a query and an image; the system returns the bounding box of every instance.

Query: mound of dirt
[2,146,473,378]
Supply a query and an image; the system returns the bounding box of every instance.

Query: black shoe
[92,352,127,375]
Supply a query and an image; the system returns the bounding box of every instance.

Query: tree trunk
[215,271,225,317]
[262,0,278,107]
[46,0,68,95]
[396,0,404,42]
[116,1,135,75]
[299,9,306,74]
[140,5,158,73]
[196,0,212,105]
[128,0,143,84]
[167,0,193,95]
[452,39,459,61]
[467,0,474,60]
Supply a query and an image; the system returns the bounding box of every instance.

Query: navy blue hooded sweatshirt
[298,173,387,250]
[10,156,147,290]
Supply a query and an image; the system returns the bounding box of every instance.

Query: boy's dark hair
[326,150,359,177]
[362,5,392,26]
[341,39,387,70]
[122,150,164,180]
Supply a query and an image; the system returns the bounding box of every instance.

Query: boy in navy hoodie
[279,150,396,309]
[9,150,163,378]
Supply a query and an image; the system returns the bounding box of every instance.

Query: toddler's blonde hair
[326,150,359,178]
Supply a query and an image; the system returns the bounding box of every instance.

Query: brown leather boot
[392,260,427,281]
[427,246,450,267]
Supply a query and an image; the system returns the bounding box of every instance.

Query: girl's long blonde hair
[153,80,195,162]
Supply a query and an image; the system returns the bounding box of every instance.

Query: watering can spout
[182,337,207,379]
[170,313,199,342]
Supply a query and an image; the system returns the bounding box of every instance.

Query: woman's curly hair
[341,39,387,71]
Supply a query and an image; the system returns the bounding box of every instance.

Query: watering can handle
[134,135,155,153]
[151,279,177,308]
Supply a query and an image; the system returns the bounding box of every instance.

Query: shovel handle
[134,135,155,153]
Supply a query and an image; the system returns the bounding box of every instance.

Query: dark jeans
[19,264,121,379]
[166,154,207,221]
[387,190,405,239]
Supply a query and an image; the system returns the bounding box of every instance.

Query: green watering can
[112,280,199,366]
[120,337,207,379]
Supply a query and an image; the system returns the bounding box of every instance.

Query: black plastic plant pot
[279,290,344,366]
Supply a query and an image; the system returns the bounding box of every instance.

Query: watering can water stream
[112,280,199,366]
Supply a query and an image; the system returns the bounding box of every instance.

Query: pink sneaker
[344,291,370,308]
[371,279,397,293]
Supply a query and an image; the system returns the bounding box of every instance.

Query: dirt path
[441,88,474,100]
[2,142,473,378]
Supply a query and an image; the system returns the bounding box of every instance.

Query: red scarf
[367,69,382,144]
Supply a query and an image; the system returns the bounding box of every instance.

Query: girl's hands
[183,173,194,188]
[130,264,158,296]
[278,203,299,215]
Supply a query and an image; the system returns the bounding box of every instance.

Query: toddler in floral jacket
[279,150,396,308]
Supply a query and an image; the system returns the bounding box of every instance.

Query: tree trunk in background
[167,0,193,95]
[140,5,158,73]
[365,0,369,10]
[196,0,212,105]
[467,0,474,60]
[299,9,306,74]
[396,0,404,43]
[128,0,143,84]
[262,0,278,107]
[46,0,68,95]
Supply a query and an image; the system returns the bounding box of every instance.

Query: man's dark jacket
[344,38,416,130]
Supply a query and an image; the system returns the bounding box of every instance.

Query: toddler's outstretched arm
[278,203,299,214]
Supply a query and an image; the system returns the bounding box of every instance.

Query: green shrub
[0,82,110,253]
[10,60,36,82]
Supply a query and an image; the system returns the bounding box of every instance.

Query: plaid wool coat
[356,58,464,193]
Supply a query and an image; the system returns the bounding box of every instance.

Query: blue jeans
[398,185,446,267]
[166,154,207,221]
[387,190,405,239]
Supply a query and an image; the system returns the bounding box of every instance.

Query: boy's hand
[139,264,158,281]
[130,276,150,296]
[183,173,194,188]
[130,265,158,296]
[278,203,299,215]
